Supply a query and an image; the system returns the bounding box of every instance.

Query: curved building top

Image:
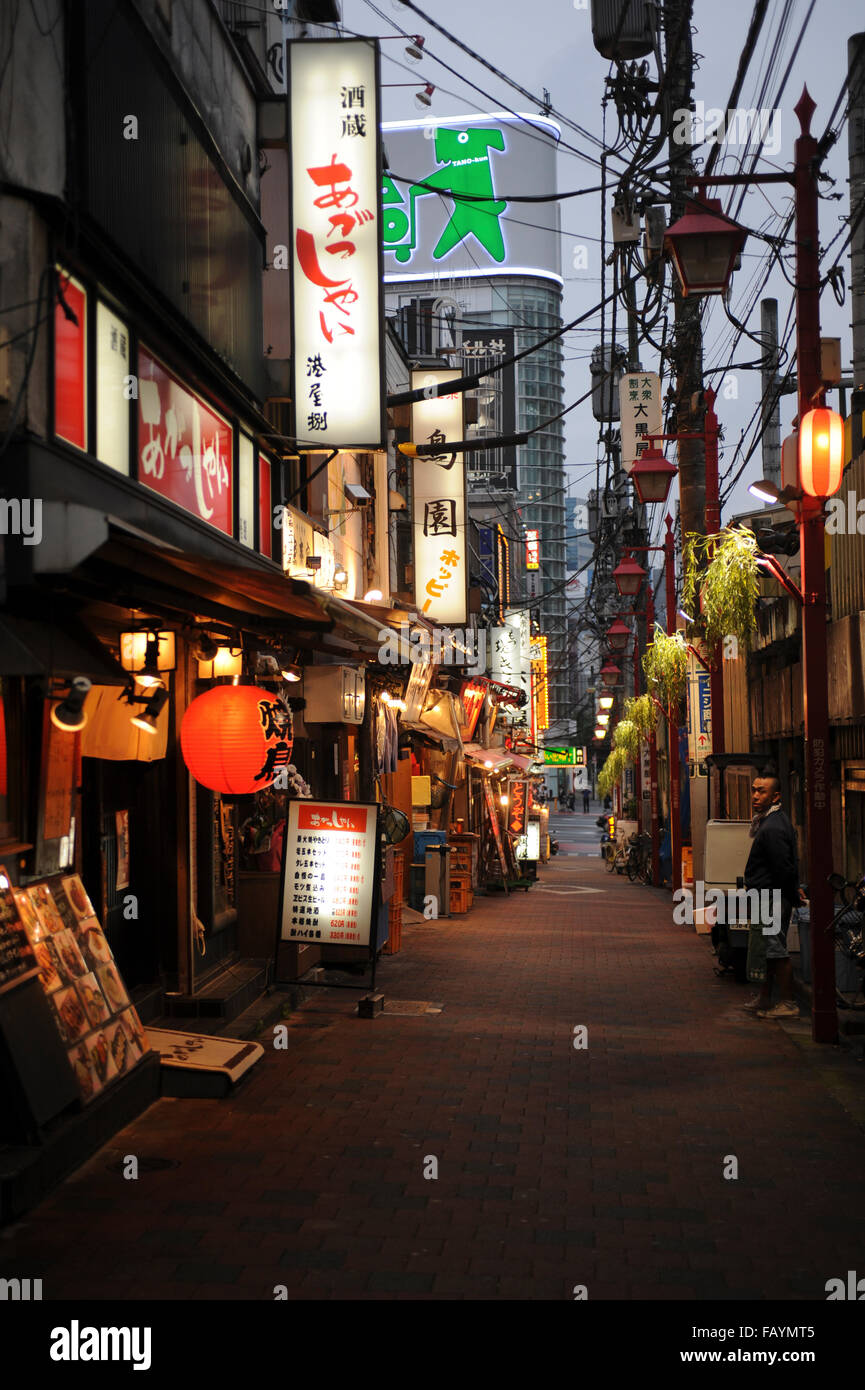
[381,112,562,287]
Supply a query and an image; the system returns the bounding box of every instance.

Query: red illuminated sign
[54,271,87,452]
[525,529,540,571]
[137,348,233,536]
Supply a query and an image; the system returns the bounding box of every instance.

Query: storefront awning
[38,516,332,635]
[0,610,128,684]
[509,753,544,775]
[463,744,515,773]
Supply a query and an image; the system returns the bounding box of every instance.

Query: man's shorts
[765,903,793,960]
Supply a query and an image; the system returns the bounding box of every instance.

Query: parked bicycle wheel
[626,851,640,882]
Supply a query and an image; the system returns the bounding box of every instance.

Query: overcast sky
[343,0,859,529]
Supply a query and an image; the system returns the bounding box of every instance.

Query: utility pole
[665,0,705,542]
[760,299,782,487]
[850,34,865,386]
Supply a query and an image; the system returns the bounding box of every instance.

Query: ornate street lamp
[663,197,748,297]
[599,661,621,689]
[612,555,645,597]
[629,444,678,505]
[605,618,631,652]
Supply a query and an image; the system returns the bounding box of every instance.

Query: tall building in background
[381,112,568,731]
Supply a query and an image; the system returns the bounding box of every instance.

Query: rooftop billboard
[381,113,561,285]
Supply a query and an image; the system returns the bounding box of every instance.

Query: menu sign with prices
[13,874,149,1105]
[280,800,378,948]
[0,865,39,992]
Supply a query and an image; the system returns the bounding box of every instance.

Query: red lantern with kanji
[180,685,292,794]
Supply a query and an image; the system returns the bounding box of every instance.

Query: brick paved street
[5,811,865,1301]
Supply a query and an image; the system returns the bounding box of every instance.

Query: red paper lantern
[180,685,292,794]
[798,407,844,498]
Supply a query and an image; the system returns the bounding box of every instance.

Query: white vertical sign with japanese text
[411,368,467,625]
[289,39,385,449]
[619,371,661,473]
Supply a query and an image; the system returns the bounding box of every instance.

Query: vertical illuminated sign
[411,368,467,625]
[289,39,385,449]
[532,635,549,733]
[525,529,540,570]
[95,302,129,474]
[54,269,87,452]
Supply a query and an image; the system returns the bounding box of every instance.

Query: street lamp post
[664,89,837,1044]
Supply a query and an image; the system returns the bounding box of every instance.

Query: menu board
[13,873,149,1105]
[279,801,378,948]
[0,864,39,991]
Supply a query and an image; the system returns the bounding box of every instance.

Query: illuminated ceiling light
[50,676,92,732]
[130,685,169,735]
[363,588,384,602]
[280,664,302,683]
[612,555,645,597]
[663,196,748,297]
[500,794,509,807]
[629,445,678,505]
[333,567,348,589]
[799,407,844,498]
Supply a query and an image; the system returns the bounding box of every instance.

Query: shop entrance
[81,758,168,992]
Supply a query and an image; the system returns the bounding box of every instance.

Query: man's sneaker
[742,996,767,1013]
[756,1000,800,1019]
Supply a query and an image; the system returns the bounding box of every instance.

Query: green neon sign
[382,127,508,265]
[543,746,577,766]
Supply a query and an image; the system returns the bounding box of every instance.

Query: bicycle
[626,832,653,885]
[824,873,865,1009]
[605,838,629,874]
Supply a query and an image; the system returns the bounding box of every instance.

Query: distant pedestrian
[741,770,805,1019]
[582,788,591,813]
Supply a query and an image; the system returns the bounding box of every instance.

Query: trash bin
[424,844,451,919]
[796,908,863,992]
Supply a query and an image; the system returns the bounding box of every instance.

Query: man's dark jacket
[744,807,800,905]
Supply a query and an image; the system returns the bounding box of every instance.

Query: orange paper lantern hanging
[180,684,292,794]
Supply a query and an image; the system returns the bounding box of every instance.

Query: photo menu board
[13,873,149,1105]
[279,801,378,948]
[0,865,39,992]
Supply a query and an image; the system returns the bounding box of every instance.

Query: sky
[342,0,860,532]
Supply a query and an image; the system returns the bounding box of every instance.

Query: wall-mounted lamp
[130,685,169,735]
[50,676,92,732]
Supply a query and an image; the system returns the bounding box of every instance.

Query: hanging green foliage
[681,526,759,650]
[643,627,688,712]
[597,746,628,800]
[623,694,657,741]
[612,719,640,761]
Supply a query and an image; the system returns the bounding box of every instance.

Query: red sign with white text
[137,348,233,536]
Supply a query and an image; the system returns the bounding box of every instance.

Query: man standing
[742,771,804,1019]
[583,788,591,813]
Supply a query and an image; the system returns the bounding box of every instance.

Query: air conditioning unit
[302,665,366,725]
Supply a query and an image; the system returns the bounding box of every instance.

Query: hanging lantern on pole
[798,407,844,497]
[629,445,678,504]
[599,661,621,689]
[663,197,748,297]
[605,618,631,652]
[180,685,292,795]
[612,555,645,597]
